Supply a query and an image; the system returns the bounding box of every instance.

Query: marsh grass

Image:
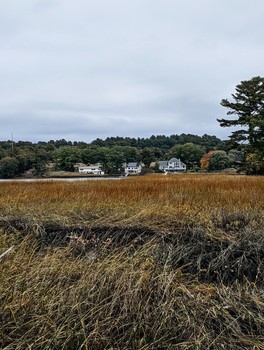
[0,174,264,349]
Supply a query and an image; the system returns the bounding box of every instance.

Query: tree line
[0,133,227,178]
[0,76,263,178]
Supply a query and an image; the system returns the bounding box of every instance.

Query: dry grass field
[0,174,264,349]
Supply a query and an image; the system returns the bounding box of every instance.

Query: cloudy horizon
[1,0,263,143]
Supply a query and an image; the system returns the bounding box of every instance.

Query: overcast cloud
[0,0,263,142]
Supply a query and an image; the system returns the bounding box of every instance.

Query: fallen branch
[0,246,14,260]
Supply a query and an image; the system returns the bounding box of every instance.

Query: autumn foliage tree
[200,151,233,171]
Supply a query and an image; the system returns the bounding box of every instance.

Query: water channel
[0,177,126,182]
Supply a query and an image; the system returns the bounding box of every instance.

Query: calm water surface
[0,177,125,183]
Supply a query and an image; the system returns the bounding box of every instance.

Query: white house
[125,162,142,175]
[159,158,186,172]
[78,163,104,175]
[74,163,87,171]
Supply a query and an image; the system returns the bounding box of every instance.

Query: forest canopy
[0,133,225,178]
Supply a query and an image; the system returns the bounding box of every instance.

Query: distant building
[77,163,104,175]
[125,162,142,175]
[74,163,87,171]
[159,158,186,172]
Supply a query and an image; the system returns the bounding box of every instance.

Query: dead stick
[0,246,14,260]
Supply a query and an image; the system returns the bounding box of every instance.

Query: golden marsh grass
[0,174,264,349]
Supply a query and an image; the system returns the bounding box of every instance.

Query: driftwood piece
[0,246,14,260]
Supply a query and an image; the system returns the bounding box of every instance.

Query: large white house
[159,158,186,172]
[78,163,104,175]
[125,162,142,175]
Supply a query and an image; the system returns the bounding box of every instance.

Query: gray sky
[1,0,263,143]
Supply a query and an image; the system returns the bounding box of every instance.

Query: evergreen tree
[217,76,264,158]
[0,157,19,178]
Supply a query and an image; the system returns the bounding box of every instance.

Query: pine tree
[217,76,264,154]
[217,76,264,173]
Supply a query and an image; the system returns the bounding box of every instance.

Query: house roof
[159,161,168,166]
[80,164,102,169]
[74,163,87,168]
[159,159,186,168]
[169,158,180,162]
[126,162,140,167]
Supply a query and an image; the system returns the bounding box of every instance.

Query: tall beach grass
[0,174,264,349]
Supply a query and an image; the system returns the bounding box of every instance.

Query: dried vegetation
[0,174,264,349]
